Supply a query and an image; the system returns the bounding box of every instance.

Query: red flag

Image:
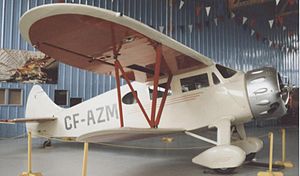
[250,19,256,27]
[235,16,242,25]
[196,5,201,16]
[288,0,295,5]
[276,16,284,26]
[256,33,261,41]
[218,15,225,21]
[288,31,294,37]
[271,43,276,48]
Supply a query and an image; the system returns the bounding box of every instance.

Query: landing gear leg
[191,118,245,172]
[42,139,52,148]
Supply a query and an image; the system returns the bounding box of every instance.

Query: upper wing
[0,117,57,124]
[20,4,214,82]
[77,127,184,143]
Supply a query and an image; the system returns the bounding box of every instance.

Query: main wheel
[214,167,236,174]
[245,153,256,161]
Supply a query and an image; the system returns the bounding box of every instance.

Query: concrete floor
[0,126,298,176]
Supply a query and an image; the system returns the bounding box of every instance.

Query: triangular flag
[188,24,193,33]
[242,17,248,24]
[250,19,256,27]
[179,0,184,9]
[288,0,295,5]
[283,26,287,31]
[195,5,201,16]
[256,32,261,40]
[276,16,284,26]
[214,18,218,26]
[269,19,274,28]
[251,29,255,36]
[275,0,280,5]
[159,26,164,33]
[205,6,211,16]
[269,41,272,47]
[231,12,235,18]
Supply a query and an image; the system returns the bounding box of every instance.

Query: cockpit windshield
[216,64,237,79]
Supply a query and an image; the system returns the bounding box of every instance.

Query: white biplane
[0,4,290,173]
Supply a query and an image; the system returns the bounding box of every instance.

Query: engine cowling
[245,67,287,119]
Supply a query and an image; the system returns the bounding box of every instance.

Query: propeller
[277,73,292,106]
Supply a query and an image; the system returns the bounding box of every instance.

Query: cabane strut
[114,44,172,128]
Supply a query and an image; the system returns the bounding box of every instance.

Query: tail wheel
[43,139,52,148]
[214,167,236,174]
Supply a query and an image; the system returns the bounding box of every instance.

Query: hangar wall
[0,0,298,137]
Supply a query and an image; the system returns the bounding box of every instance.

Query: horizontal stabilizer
[77,127,184,143]
[0,117,57,124]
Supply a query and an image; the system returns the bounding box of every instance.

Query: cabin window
[212,72,220,85]
[54,90,68,106]
[180,73,209,92]
[148,83,172,100]
[216,64,237,78]
[122,91,137,105]
[8,89,22,105]
[70,97,82,107]
[0,89,5,105]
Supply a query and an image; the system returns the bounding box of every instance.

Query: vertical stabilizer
[26,85,62,118]
[25,85,62,134]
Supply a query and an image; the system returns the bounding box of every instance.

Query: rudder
[25,85,62,133]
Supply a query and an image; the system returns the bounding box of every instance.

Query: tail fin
[26,85,62,118]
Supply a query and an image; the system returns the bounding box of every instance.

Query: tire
[214,167,236,174]
[245,152,256,161]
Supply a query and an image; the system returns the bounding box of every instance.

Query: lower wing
[77,127,184,143]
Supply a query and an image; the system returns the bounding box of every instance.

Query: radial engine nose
[245,67,288,119]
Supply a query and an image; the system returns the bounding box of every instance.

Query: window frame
[180,73,210,93]
[54,89,69,106]
[212,72,221,85]
[148,82,172,100]
[215,64,237,79]
[122,91,138,105]
[70,97,83,107]
[4,88,23,106]
[0,88,6,105]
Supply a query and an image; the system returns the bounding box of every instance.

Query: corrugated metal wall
[0,0,298,137]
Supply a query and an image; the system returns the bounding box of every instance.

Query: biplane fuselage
[26,64,252,138]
